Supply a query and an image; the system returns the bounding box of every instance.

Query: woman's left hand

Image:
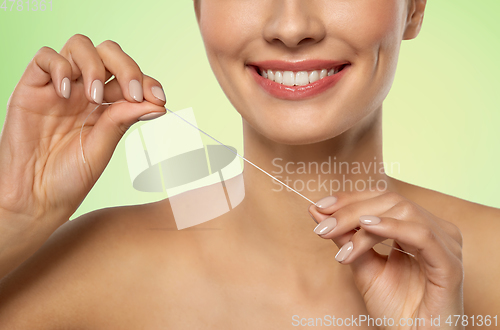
[309,190,464,329]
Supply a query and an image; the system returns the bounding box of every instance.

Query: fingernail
[129,79,144,102]
[308,210,318,224]
[335,241,354,263]
[61,77,71,99]
[91,80,104,104]
[139,112,166,121]
[151,86,166,102]
[315,196,337,209]
[359,215,381,225]
[313,217,337,235]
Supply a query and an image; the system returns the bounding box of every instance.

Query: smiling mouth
[252,64,349,87]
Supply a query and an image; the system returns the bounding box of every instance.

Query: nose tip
[263,2,326,49]
[271,35,321,49]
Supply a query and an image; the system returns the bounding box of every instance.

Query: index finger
[96,40,145,104]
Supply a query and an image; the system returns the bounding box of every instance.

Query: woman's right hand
[0,34,167,225]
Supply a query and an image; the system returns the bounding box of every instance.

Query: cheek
[329,0,406,107]
[199,1,257,63]
[327,0,406,51]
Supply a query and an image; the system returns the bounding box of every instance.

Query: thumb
[82,100,166,172]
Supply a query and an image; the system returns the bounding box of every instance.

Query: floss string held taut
[163,107,317,205]
[79,103,414,258]
[79,102,316,205]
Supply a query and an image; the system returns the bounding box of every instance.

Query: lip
[247,61,350,101]
[247,59,349,72]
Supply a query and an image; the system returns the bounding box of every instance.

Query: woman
[0,0,499,328]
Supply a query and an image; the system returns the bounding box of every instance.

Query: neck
[228,105,394,265]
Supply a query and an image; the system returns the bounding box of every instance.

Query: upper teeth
[260,68,340,86]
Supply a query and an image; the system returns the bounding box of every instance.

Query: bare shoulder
[392,178,500,317]
[0,199,202,329]
[390,177,499,225]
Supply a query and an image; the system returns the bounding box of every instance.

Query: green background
[0,0,498,220]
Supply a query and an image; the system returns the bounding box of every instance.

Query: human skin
[0,0,499,329]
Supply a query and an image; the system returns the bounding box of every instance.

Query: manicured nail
[129,79,144,102]
[315,196,337,209]
[139,112,166,121]
[151,86,166,102]
[91,80,104,104]
[61,77,71,99]
[308,210,318,224]
[335,241,353,263]
[359,215,381,225]
[313,217,337,235]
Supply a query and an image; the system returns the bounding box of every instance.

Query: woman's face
[195,0,423,144]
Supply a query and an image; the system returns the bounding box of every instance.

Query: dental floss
[79,103,414,258]
[353,228,415,258]
[79,102,317,205]
[163,107,318,206]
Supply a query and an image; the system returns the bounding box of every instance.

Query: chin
[268,133,334,146]
[251,116,348,146]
